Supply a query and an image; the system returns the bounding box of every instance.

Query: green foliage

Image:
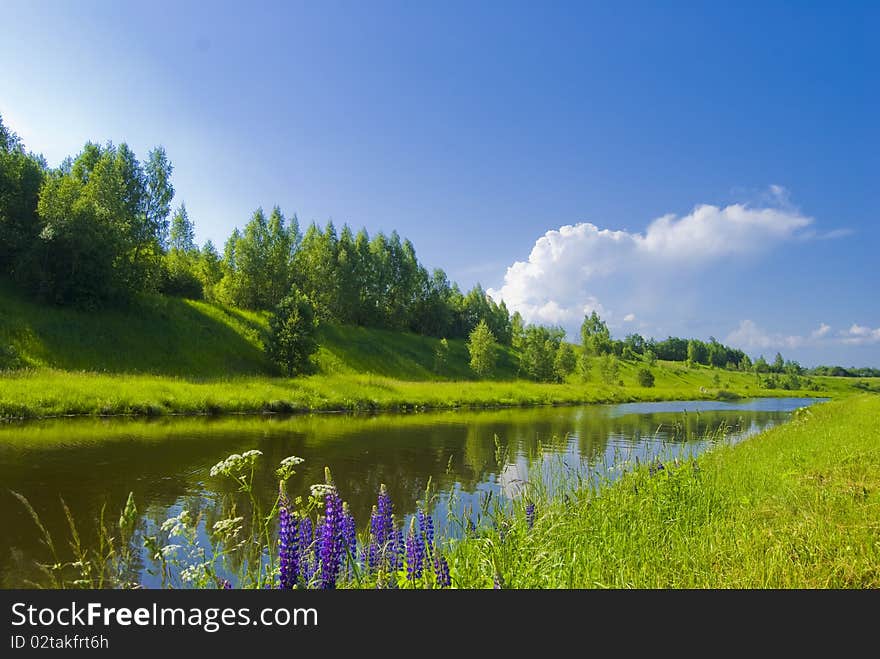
[772,352,785,374]
[636,367,655,387]
[553,343,577,382]
[580,311,612,356]
[754,354,770,373]
[577,352,592,382]
[519,324,565,382]
[598,354,620,385]
[643,349,657,366]
[265,290,318,376]
[169,202,195,253]
[220,206,297,310]
[467,320,496,377]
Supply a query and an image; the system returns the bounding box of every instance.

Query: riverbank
[446,394,880,587]
[0,367,847,421]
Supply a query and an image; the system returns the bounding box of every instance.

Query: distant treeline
[806,366,880,378]
[0,115,872,378]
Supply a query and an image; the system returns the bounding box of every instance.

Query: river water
[0,396,824,587]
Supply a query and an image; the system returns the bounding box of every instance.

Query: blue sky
[2,1,877,366]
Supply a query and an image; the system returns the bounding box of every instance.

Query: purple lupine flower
[298,516,314,585]
[341,502,357,578]
[376,484,393,545]
[493,573,504,589]
[318,486,344,589]
[405,517,424,582]
[433,555,450,588]
[418,509,434,557]
[278,496,299,589]
[221,579,232,590]
[525,502,535,530]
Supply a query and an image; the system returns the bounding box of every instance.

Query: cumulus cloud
[488,196,814,326]
[623,313,636,322]
[725,320,880,351]
[839,324,880,345]
[811,323,831,339]
[725,320,809,350]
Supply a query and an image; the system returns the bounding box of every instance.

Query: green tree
[467,320,496,377]
[144,147,175,248]
[553,343,577,382]
[0,114,45,281]
[687,339,708,366]
[265,290,318,376]
[34,141,165,306]
[519,324,564,382]
[636,367,655,387]
[643,349,657,366]
[772,352,785,374]
[581,311,612,356]
[754,355,770,373]
[197,240,224,300]
[598,354,620,385]
[169,202,195,253]
[577,352,592,382]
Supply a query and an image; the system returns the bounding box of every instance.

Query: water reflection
[0,397,824,587]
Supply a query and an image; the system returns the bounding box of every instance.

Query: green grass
[445,394,880,588]
[0,278,874,420]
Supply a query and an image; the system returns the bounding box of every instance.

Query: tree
[467,320,496,377]
[33,141,165,306]
[0,115,45,281]
[144,147,175,248]
[687,339,708,366]
[598,354,620,385]
[581,311,612,356]
[265,290,318,376]
[772,352,785,374]
[643,349,657,366]
[553,343,577,382]
[196,240,224,300]
[519,324,564,381]
[636,367,655,387]
[169,202,196,253]
[754,355,770,373]
[577,352,592,382]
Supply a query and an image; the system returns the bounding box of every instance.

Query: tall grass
[446,395,880,588]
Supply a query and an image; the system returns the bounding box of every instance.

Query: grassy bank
[1,280,873,420]
[446,394,880,587]
[0,367,855,421]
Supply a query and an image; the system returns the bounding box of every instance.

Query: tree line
[1,116,867,380]
[0,116,512,345]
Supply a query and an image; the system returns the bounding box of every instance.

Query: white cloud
[623,313,636,322]
[725,320,808,351]
[811,323,831,339]
[725,320,880,351]
[488,196,814,326]
[839,324,880,345]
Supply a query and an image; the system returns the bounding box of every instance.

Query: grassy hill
[0,279,519,380]
[1,279,876,420]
